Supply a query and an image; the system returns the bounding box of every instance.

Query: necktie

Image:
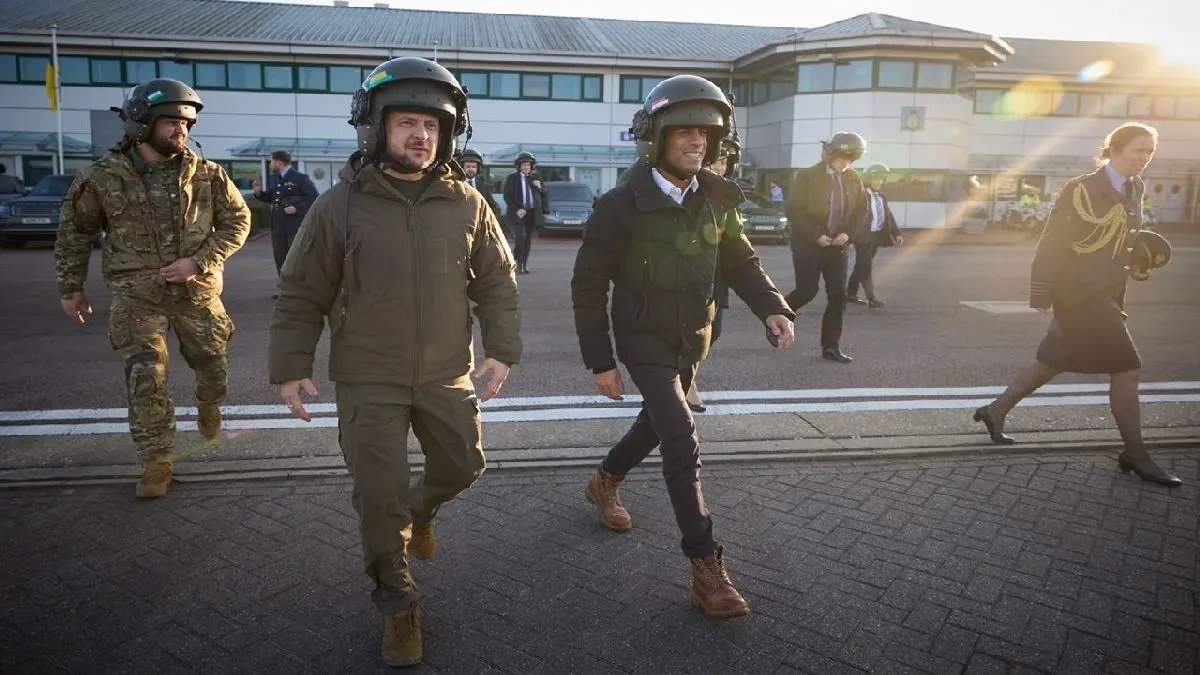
[829,172,844,233]
[1123,179,1133,206]
[468,178,475,188]
[523,176,533,209]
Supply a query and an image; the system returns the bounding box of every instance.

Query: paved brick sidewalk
[2,449,1197,673]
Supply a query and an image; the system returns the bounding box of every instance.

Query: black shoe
[973,405,1015,444]
[1118,452,1182,487]
[822,347,852,363]
[688,403,707,413]
[868,299,885,309]
[848,296,868,305]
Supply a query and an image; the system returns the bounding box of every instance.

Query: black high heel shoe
[1118,452,1182,487]
[973,405,1015,444]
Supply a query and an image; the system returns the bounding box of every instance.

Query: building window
[834,60,872,91]
[457,71,486,96]
[489,72,520,99]
[769,67,796,100]
[917,63,953,90]
[1079,93,1103,116]
[731,79,749,105]
[18,54,48,82]
[1177,97,1200,119]
[1125,96,1152,117]
[954,66,975,99]
[58,56,89,85]
[1051,92,1078,116]
[797,62,834,93]
[1153,96,1176,118]
[521,73,551,99]
[974,89,1002,114]
[751,79,769,105]
[329,65,361,93]
[1101,94,1128,117]
[126,59,156,85]
[159,60,193,84]
[0,53,15,82]
[619,75,665,103]
[228,62,262,90]
[885,170,946,202]
[582,75,602,101]
[550,73,580,100]
[91,58,122,84]
[195,62,227,88]
[297,65,327,91]
[877,61,914,89]
[263,65,293,90]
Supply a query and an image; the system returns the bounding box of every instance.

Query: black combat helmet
[631,75,732,166]
[513,151,537,168]
[822,131,867,161]
[713,128,742,179]
[115,78,204,143]
[349,56,469,166]
[459,148,484,167]
[862,163,890,181]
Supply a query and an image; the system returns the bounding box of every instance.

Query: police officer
[572,75,795,619]
[459,147,509,239]
[502,151,546,274]
[55,78,250,498]
[251,149,319,282]
[268,57,521,666]
[784,131,868,363]
[975,122,1180,487]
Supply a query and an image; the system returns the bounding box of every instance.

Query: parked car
[739,191,789,244]
[539,181,595,234]
[0,174,77,248]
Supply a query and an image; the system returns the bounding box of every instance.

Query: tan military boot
[135,463,172,499]
[381,598,424,667]
[197,404,222,439]
[585,470,632,531]
[690,546,750,618]
[409,523,435,560]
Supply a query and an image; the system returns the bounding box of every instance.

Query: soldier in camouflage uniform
[55,78,250,499]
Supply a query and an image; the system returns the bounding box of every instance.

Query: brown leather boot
[585,470,632,531]
[690,546,750,618]
[409,523,436,560]
[135,463,172,499]
[197,404,222,439]
[381,598,424,667]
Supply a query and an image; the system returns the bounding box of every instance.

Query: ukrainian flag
[45,42,57,111]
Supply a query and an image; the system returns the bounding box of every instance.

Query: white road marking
[0,393,1196,437]
[959,300,1040,314]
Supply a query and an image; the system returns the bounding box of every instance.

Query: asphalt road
[1,233,1197,413]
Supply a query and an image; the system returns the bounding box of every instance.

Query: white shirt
[650,168,699,205]
[868,189,886,233]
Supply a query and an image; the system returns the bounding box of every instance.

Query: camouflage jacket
[55,143,250,303]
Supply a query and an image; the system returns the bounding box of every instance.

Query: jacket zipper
[409,201,422,385]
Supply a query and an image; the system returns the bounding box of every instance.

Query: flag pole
[51,24,64,174]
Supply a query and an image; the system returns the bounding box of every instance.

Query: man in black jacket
[502,151,546,274]
[252,150,319,282]
[784,132,868,363]
[847,163,903,308]
[572,75,794,619]
[459,148,510,240]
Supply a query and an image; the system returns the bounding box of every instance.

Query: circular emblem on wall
[313,168,326,180]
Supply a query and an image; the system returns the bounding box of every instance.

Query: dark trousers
[601,363,715,559]
[785,244,849,348]
[513,215,536,269]
[271,228,298,274]
[846,241,879,299]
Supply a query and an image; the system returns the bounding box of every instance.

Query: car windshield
[31,175,74,197]
[546,184,593,202]
[740,193,775,211]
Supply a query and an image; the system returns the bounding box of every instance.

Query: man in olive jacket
[572,75,794,620]
[268,58,519,668]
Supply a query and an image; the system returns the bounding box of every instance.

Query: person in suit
[783,131,869,363]
[252,150,319,285]
[0,162,24,195]
[502,151,547,274]
[458,148,510,240]
[847,163,903,308]
[973,122,1180,487]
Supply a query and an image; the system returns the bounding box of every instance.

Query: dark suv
[539,181,596,234]
[739,191,789,244]
[0,174,76,248]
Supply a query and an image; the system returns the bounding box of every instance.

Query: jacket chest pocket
[102,194,156,254]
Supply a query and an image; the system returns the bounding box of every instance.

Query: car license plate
[21,218,51,224]
[563,219,582,225]
[753,223,774,230]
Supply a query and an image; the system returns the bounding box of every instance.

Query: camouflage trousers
[108,290,235,467]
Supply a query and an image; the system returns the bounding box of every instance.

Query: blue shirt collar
[1103,163,1128,195]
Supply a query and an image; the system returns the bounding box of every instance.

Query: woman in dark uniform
[972,122,1180,487]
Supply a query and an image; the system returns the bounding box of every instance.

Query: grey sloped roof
[0,0,798,60]
[997,37,1188,78]
[795,13,1000,42]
